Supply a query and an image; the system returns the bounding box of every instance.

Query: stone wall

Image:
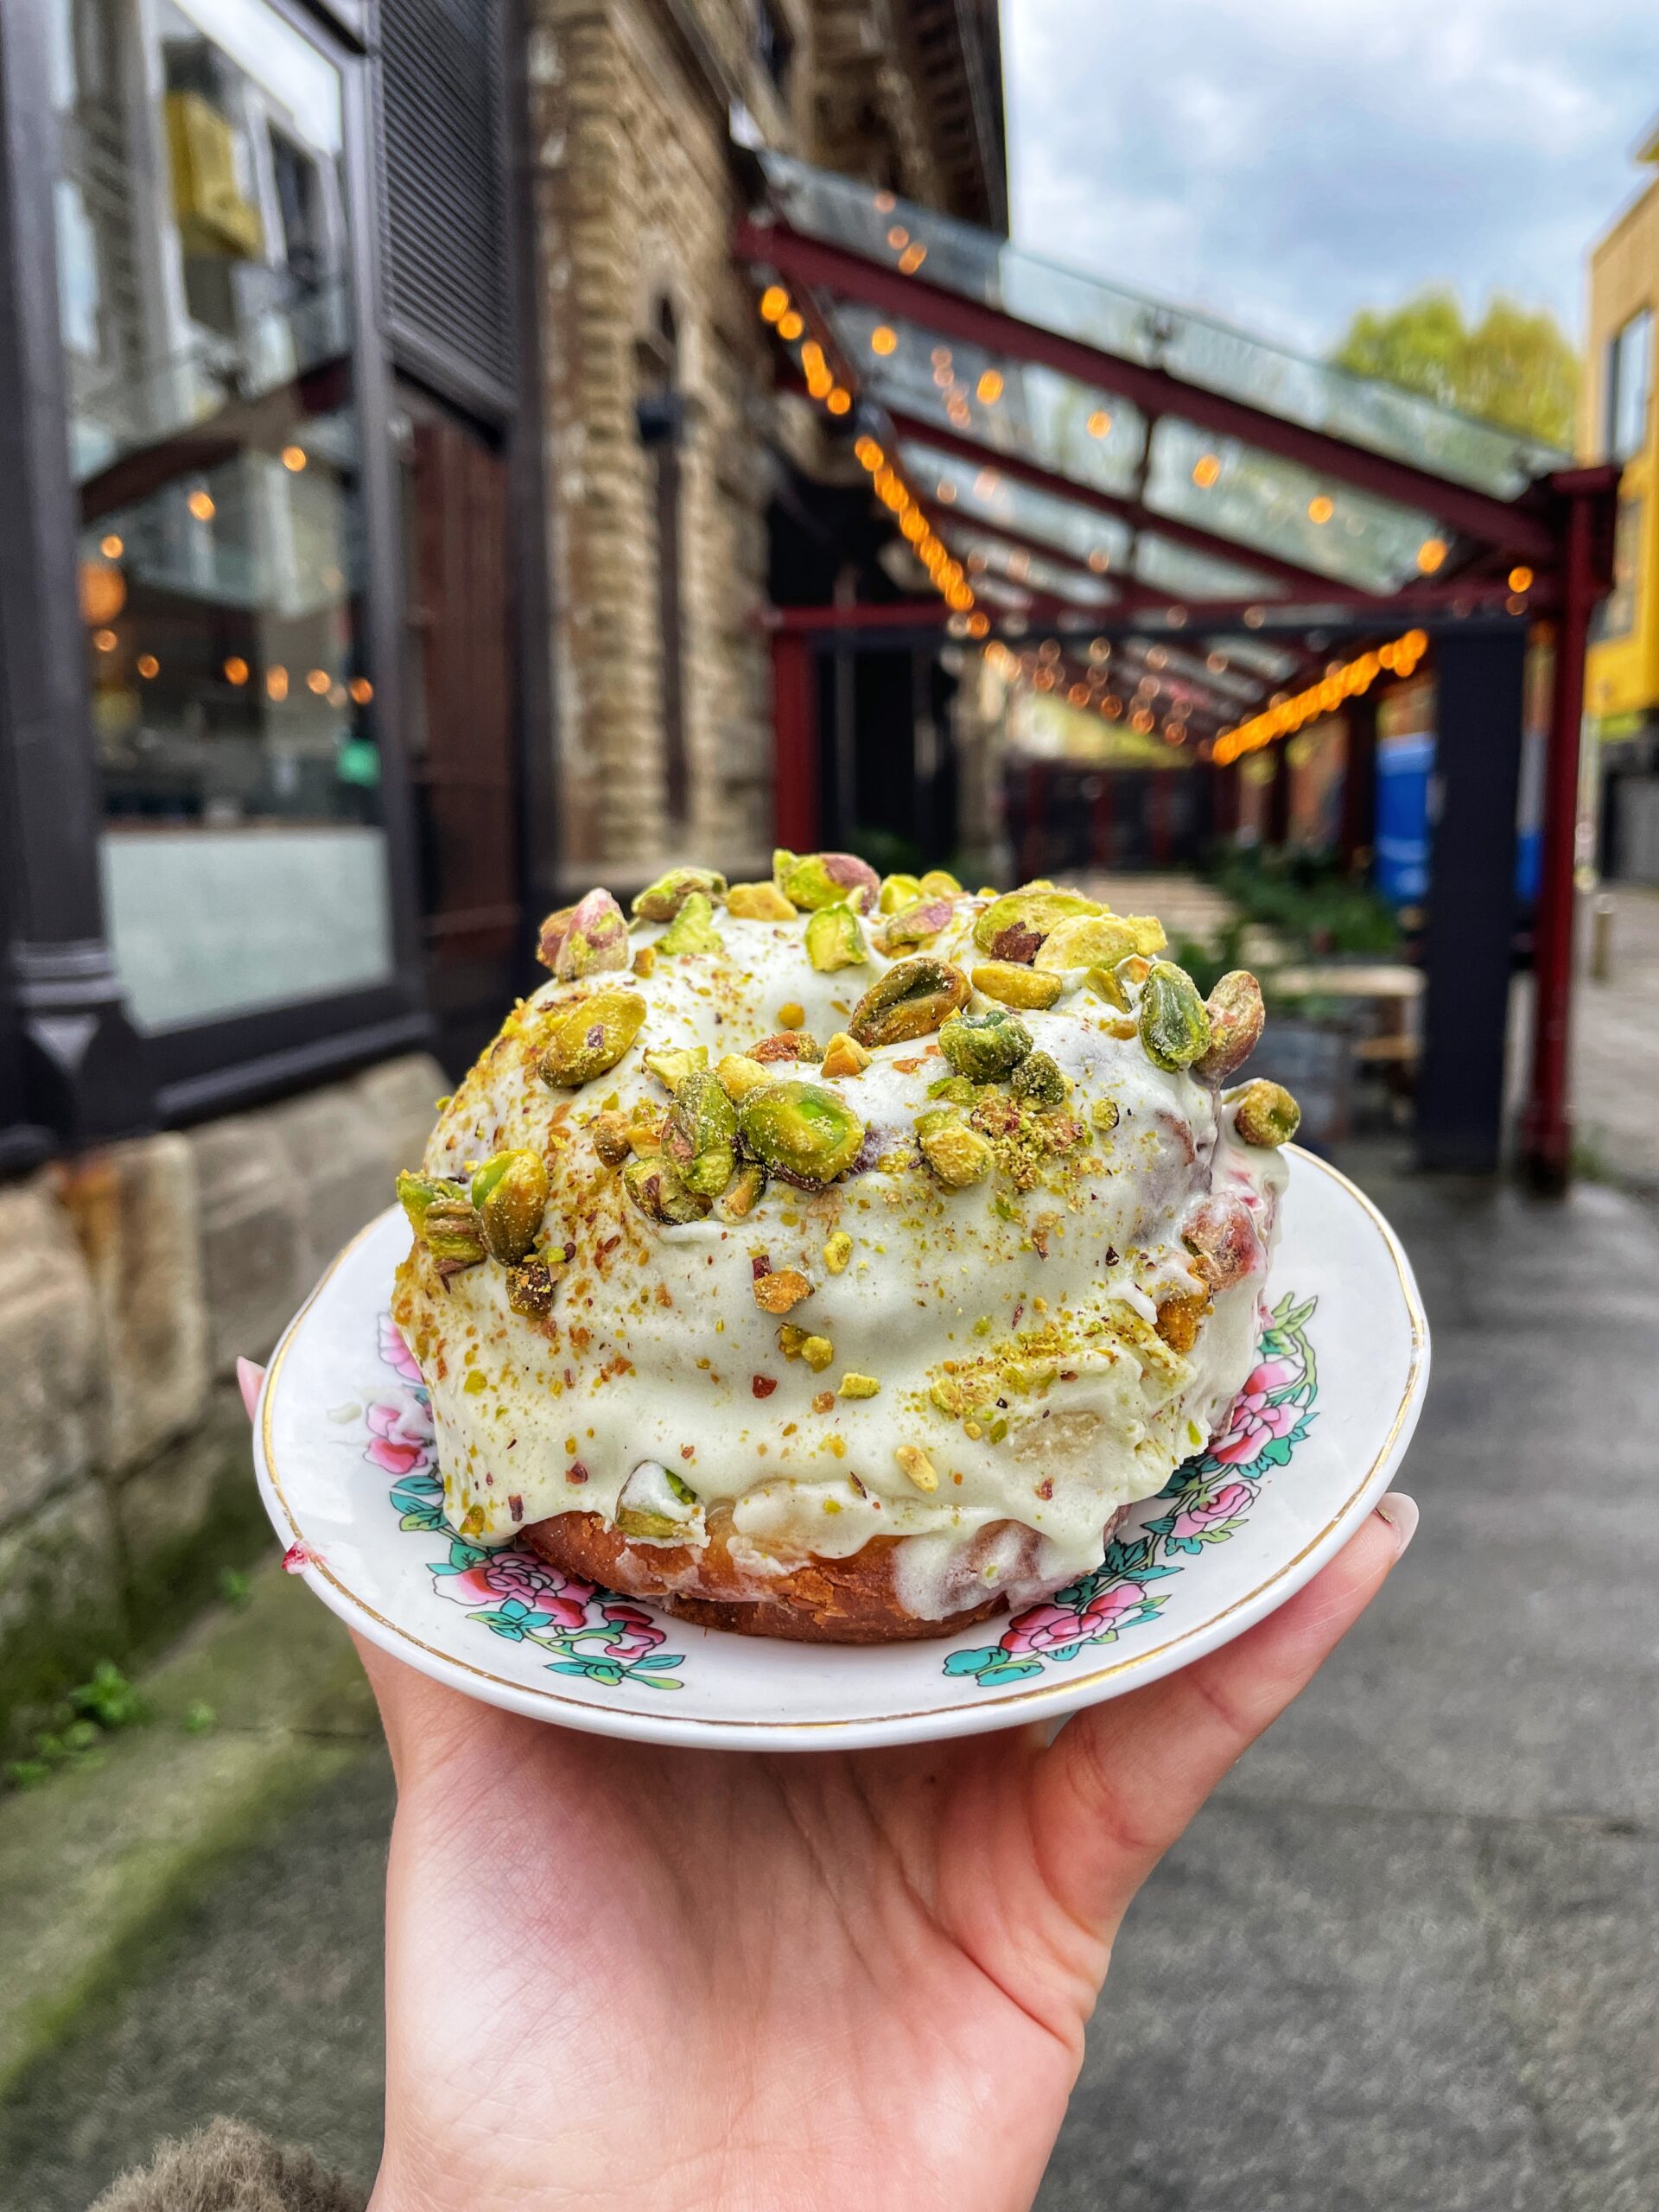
[0,1052,445,1751]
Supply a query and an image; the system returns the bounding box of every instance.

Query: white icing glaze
[394,899,1288,1617]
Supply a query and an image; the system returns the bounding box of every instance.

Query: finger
[1029,1497,1414,1936]
[236,1357,265,1420]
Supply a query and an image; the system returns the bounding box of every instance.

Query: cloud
[1004,0,1659,354]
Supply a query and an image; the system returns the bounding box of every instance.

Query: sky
[1003,0,1659,359]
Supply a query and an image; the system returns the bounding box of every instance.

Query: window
[54,0,394,1033]
[1606,308,1653,467]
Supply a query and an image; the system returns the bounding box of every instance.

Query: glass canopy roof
[748,155,1570,736]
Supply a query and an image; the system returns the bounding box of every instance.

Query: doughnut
[390,855,1301,1644]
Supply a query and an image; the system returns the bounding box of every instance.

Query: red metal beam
[885,409,1339,595]
[738,216,1560,566]
[771,631,819,848]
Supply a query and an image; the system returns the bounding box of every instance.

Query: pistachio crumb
[778,1001,806,1029]
[811,1390,836,1414]
[823,1230,854,1274]
[896,1444,938,1492]
[838,1372,880,1399]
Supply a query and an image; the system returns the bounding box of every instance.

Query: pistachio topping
[822,1230,854,1274]
[972,885,1103,963]
[534,903,576,972]
[726,880,798,920]
[804,901,870,972]
[717,1160,767,1220]
[1033,912,1166,972]
[553,887,630,980]
[664,1070,739,1198]
[1010,1051,1067,1109]
[715,1052,772,1101]
[753,1266,812,1314]
[838,1372,880,1398]
[588,1110,633,1166]
[469,1149,550,1264]
[878,871,923,913]
[538,988,647,1087]
[622,1154,710,1224]
[749,1029,823,1064]
[738,1079,866,1184]
[938,1006,1033,1081]
[643,1044,709,1092]
[820,1030,873,1078]
[655,892,723,956]
[895,1444,939,1492]
[848,956,971,1047]
[1138,961,1212,1071]
[971,961,1063,1011]
[915,1109,995,1189]
[1194,970,1266,1083]
[773,847,880,913]
[614,1461,703,1541]
[1229,1077,1301,1147]
[879,895,955,950]
[505,1255,559,1319]
[918,868,963,899]
[631,866,728,922]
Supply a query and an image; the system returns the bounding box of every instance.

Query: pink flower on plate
[1001,1575,1144,1658]
[450,1548,597,1629]
[1169,1479,1255,1541]
[365,1390,435,1478]
[1077,1580,1147,1637]
[1211,1383,1300,1467]
[600,1603,666,1663]
[378,1314,423,1386]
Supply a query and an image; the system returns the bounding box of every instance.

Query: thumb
[1027,1497,1415,1939]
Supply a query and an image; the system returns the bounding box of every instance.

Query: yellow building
[1584,114,1659,737]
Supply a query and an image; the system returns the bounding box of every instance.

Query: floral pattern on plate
[363,1294,1317,1700]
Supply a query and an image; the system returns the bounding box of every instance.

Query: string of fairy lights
[750,219,1515,765]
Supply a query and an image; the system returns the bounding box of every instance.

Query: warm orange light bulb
[1416,537,1447,574]
[870,326,897,355]
[100,532,124,558]
[188,488,215,520]
[1508,565,1533,592]
[825,386,852,415]
[1086,410,1111,438]
[281,444,308,473]
[223,656,250,685]
[760,285,789,322]
[976,371,1004,404]
[1307,494,1334,525]
[777,310,804,340]
[1192,454,1221,488]
[136,652,159,678]
[349,677,374,705]
[266,665,289,700]
[307,668,331,695]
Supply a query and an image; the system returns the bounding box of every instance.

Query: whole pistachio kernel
[773,847,880,913]
[622,1154,710,1224]
[971,961,1064,1012]
[972,885,1103,963]
[915,1109,995,1188]
[396,1169,461,1239]
[655,892,723,955]
[539,988,647,1087]
[918,868,963,899]
[553,887,630,980]
[738,1080,866,1184]
[1138,960,1212,1071]
[848,956,971,1047]
[631,866,728,922]
[664,1070,739,1198]
[1034,912,1166,972]
[938,1005,1033,1081]
[879,895,955,950]
[726,880,798,920]
[878,871,924,914]
[1010,1051,1067,1109]
[804,902,870,973]
[1228,1077,1301,1147]
[1193,970,1265,1082]
[469,1149,551,1263]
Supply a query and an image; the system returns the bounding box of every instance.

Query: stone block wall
[0,1052,446,1751]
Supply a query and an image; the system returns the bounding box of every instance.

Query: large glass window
[1606,308,1653,467]
[53,0,392,1033]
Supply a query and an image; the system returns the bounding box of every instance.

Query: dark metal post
[772,630,818,849]
[0,0,149,1142]
[1415,627,1527,1173]
[1264,742,1290,847]
[1340,690,1377,873]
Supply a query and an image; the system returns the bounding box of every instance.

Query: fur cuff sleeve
[87,2117,368,2212]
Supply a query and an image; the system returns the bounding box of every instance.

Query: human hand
[240,1359,1414,2212]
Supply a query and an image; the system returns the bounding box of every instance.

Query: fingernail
[236,1357,265,1421]
[1376,1491,1419,1557]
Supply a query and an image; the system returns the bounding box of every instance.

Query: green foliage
[3,1662,149,1791]
[182,1700,218,1736]
[218,1567,253,1610]
[1332,289,1579,450]
[1209,848,1402,961]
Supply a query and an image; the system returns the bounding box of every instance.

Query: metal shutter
[378,0,514,410]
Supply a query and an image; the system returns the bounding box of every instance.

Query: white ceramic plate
[254,1148,1427,1751]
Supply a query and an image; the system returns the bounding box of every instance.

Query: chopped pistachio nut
[1033,912,1166,972]
[588,1110,632,1166]
[506,1256,558,1318]
[656,892,723,955]
[822,1230,854,1274]
[534,902,576,971]
[1228,1077,1301,1147]
[800,1334,834,1372]
[820,1030,873,1079]
[632,944,657,977]
[939,1005,1033,1079]
[879,895,955,950]
[738,1080,865,1184]
[1138,960,1211,1071]
[539,988,647,1087]
[715,1053,772,1101]
[773,848,880,913]
[726,880,798,920]
[972,886,1103,963]
[848,956,971,1047]
[916,1109,995,1189]
[421,1196,486,1268]
[811,1389,836,1414]
[838,1372,880,1398]
[621,1154,710,1224]
[625,1110,664,1158]
[1193,970,1265,1082]
[396,1168,460,1240]
[804,904,869,973]
[1010,1051,1067,1109]
[643,1044,709,1092]
[1090,1096,1121,1135]
[753,1267,812,1314]
[717,1160,767,1220]
[927,1073,979,1104]
[895,1444,939,1492]
[776,1324,809,1359]
[469,1149,550,1263]
[664,1070,739,1197]
[878,871,923,913]
[929,1375,965,1415]
[972,961,1064,1011]
[918,868,963,899]
[553,887,630,980]
[631,866,727,922]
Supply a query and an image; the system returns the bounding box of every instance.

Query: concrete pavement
[3,1156,1656,2210]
